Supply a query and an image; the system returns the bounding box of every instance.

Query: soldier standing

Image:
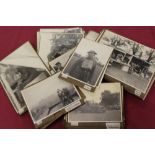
[69,50,98,84]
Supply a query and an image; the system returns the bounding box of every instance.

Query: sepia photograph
[37,27,84,52]
[40,27,83,33]
[107,51,155,93]
[99,30,155,62]
[99,30,155,93]
[0,63,49,112]
[21,73,81,124]
[67,83,122,123]
[39,33,83,68]
[63,27,83,33]
[49,50,73,73]
[84,31,106,87]
[0,42,50,114]
[61,38,113,88]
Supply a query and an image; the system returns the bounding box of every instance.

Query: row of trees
[105,35,155,64]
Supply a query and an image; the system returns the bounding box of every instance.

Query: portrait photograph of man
[61,38,113,89]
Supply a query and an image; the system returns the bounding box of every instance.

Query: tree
[132,42,140,55]
[146,49,155,64]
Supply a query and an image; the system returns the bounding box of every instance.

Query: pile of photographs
[0,42,51,114]
[21,73,82,128]
[97,30,155,99]
[37,27,84,73]
[0,27,154,129]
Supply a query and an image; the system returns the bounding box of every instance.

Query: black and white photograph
[49,50,73,73]
[21,73,81,125]
[0,64,49,113]
[0,42,50,114]
[61,38,113,88]
[40,27,83,33]
[107,52,154,93]
[84,30,106,87]
[99,30,155,94]
[67,83,122,123]
[106,60,153,92]
[38,32,83,69]
[99,30,155,62]
[37,27,84,52]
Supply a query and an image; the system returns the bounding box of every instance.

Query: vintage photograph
[67,83,122,122]
[99,30,155,93]
[37,27,84,52]
[49,50,73,73]
[0,42,50,113]
[99,30,155,62]
[61,38,113,87]
[39,33,83,68]
[107,50,155,93]
[64,27,83,33]
[21,73,81,124]
[84,31,106,87]
[0,63,49,111]
[40,27,83,33]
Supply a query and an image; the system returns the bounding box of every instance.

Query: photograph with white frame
[0,63,49,114]
[37,27,84,52]
[61,38,113,88]
[21,73,81,124]
[38,32,83,69]
[0,42,50,114]
[99,30,155,93]
[67,83,122,123]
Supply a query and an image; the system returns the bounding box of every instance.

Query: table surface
[0,26,155,129]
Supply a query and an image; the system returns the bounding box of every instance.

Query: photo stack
[0,27,155,128]
[21,73,82,128]
[0,42,50,114]
[37,27,84,73]
[98,30,155,99]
